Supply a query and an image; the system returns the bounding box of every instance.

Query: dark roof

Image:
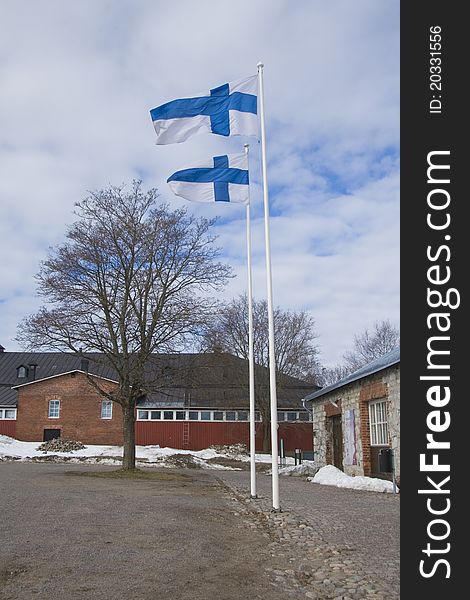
[0,387,17,406]
[0,351,148,406]
[304,347,400,403]
[0,352,116,406]
[0,351,315,410]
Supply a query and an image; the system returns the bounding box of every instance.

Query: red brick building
[0,350,316,451]
[14,371,122,444]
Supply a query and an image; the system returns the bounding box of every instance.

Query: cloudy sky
[0,0,399,366]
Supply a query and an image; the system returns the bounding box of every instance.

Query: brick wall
[358,379,388,476]
[15,372,123,444]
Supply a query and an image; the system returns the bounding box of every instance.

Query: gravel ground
[0,463,399,600]
[0,463,288,600]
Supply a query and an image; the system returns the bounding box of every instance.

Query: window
[133,409,263,422]
[286,412,298,421]
[369,399,389,446]
[17,366,28,378]
[101,401,113,419]
[298,411,310,422]
[0,409,17,420]
[48,400,60,418]
[277,411,286,422]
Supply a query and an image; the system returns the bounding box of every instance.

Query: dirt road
[0,463,286,600]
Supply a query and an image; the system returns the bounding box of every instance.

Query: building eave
[11,370,119,390]
[304,347,400,403]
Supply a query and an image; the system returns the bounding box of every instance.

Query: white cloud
[0,0,399,366]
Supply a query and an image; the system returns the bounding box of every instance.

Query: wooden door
[43,429,61,442]
[331,415,343,470]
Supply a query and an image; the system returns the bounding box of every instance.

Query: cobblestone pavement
[214,471,400,600]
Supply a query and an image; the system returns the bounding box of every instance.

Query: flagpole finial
[257,62,264,69]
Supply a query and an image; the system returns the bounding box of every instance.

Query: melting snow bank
[268,462,319,477]
[308,465,398,493]
[0,435,272,471]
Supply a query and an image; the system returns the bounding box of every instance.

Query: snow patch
[0,435,261,471]
[270,462,319,477]
[308,465,398,493]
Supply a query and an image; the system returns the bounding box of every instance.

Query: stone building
[304,348,400,483]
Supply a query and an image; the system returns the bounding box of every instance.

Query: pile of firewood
[209,443,249,456]
[37,438,86,453]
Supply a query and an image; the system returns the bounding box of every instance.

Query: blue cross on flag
[150,76,258,144]
[167,154,249,204]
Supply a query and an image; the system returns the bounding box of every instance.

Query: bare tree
[316,320,399,388]
[201,294,320,449]
[316,364,353,387]
[343,319,400,372]
[17,181,231,469]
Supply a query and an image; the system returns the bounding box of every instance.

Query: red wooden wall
[0,421,16,437]
[135,421,313,452]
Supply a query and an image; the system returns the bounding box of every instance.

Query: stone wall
[311,365,400,481]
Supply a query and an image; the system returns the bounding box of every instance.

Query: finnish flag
[167,154,249,204]
[150,76,258,144]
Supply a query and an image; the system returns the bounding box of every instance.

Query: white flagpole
[257,62,280,511]
[244,144,257,499]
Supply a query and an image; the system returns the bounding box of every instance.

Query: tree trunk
[122,405,136,470]
[262,420,271,452]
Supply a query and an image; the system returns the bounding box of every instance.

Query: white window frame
[0,408,17,420]
[135,409,264,422]
[101,400,113,420]
[48,399,60,419]
[369,399,389,446]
